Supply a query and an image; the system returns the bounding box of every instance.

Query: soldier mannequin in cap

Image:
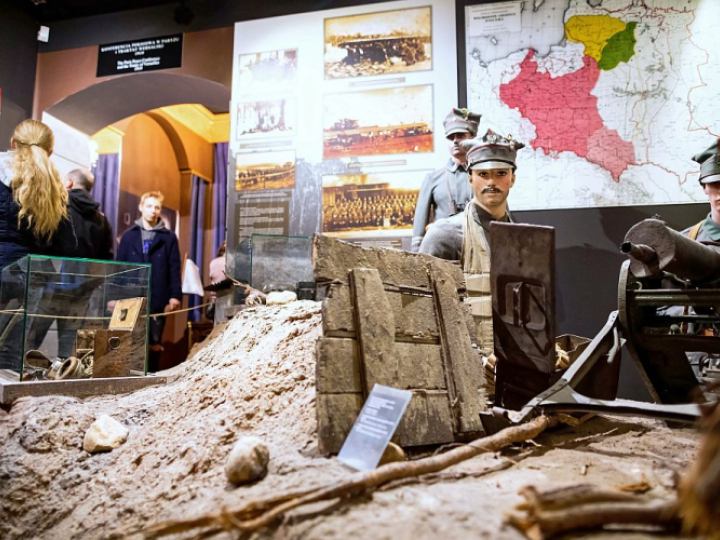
[411,108,480,252]
[656,141,720,373]
[685,140,720,243]
[420,129,524,354]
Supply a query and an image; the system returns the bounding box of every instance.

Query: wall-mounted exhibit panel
[228,0,457,273]
[464,0,720,210]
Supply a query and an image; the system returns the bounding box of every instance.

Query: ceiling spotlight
[30,0,47,5]
[174,1,194,26]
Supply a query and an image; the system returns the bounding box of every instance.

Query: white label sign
[337,384,412,471]
[467,1,522,36]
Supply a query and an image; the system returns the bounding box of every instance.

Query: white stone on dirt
[224,436,270,485]
[266,291,297,306]
[83,415,129,453]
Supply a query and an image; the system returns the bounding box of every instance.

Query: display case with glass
[246,234,313,293]
[227,234,315,304]
[0,256,151,382]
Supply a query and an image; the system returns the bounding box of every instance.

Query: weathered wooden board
[350,268,397,392]
[322,283,439,342]
[393,390,455,446]
[316,338,361,393]
[93,330,134,378]
[316,393,364,454]
[0,375,166,405]
[316,337,446,393]
[429,262,486,433]
[313,234,465,291]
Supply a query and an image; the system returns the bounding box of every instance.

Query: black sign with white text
[97,34,183,77]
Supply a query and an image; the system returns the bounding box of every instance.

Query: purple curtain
[91,153,119,247]
[188,175,208,322]
[212,143,228,257]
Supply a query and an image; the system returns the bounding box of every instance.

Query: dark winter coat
[46,189,114,260]
[116,223,182,313]
[0,152,41,274]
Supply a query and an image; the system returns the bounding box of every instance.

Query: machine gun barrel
[622,218,720,282]
[620,242,657,264]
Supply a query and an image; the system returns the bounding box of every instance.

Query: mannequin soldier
[685,140,720,244]
[419,130,524,354]
[411,108,480,252]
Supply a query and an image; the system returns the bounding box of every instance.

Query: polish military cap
[693,140,720,184]
[443,108,481,139]
[463,129,525,171]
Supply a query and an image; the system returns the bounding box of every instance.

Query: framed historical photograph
[235,150,296,191]
[324,6,432,79]
[236,98,296,139]
[237,49,298,94]
[323,84,434,159]
[322,170,426,237]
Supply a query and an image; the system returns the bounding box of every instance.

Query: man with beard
[411,108,480,252]
[419,130,524,353]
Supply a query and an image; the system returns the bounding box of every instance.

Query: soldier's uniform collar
[446,159,467,173]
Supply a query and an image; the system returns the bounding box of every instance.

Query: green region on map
[598,21,637,70]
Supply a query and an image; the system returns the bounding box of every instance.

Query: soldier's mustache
[482,187,501,193]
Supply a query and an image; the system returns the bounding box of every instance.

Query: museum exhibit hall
[0,0,718,538]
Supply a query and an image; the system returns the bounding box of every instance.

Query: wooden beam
[313,234,465,291]
[429,261,486,433]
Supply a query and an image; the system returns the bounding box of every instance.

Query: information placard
[467,2,522,37]
[97,34,183,77]
[338,384,412,471]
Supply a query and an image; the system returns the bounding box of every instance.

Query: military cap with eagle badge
[443,107,481,139]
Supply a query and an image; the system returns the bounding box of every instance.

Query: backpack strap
[688,220,704,241]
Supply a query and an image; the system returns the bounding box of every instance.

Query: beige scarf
[461,204,493,352]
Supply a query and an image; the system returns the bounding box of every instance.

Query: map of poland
[467,0,720,210]
[500,50,634,181]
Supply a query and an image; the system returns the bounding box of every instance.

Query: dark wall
[37,0,389,53]
[0,0,38,150]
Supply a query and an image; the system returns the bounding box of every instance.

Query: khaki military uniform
[419,203,512,352]
[411,161,473,252]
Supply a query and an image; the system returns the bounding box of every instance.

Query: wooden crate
[314,235,486,454]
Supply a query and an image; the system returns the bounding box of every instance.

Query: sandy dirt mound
[0,301,702,540]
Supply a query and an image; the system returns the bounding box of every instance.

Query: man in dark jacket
[59,169,114,260]
[28,169,115,356]
[117,191,182,371]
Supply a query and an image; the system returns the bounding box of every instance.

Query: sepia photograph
[324,6,432,79]
[237,49,298,93]
[323,85,434,159]
[235,150,296,191]
[322,171,425,237]
[236,98,296,139]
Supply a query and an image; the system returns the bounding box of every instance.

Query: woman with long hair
[0,119,68,273]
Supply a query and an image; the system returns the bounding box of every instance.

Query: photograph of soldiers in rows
[237,49,298,93]
[324,6,432,79]
[323,85,434,158]
[235,150,296,191]
[236,98,295,138]
[322,172,421,236]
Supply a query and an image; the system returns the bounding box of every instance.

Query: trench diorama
[0,255,163,404]
[313,218,718,453]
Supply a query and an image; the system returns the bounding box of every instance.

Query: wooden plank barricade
[313,235,487,454]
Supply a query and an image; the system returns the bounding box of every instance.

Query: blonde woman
[0,119,68,273]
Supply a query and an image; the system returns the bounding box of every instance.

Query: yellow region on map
[565,15,626,61]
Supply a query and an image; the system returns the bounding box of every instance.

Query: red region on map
[499,50,634,181]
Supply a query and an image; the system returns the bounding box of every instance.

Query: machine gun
[481,219,718,434]
[620,218,720,396]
